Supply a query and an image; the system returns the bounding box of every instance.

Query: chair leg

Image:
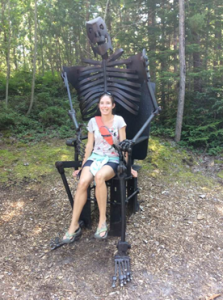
[109,178,122,236]
[127,177,139,214]
[112,174,132,287]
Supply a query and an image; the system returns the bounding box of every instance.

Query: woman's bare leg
[65,166,93,237]
[95,165,115,236]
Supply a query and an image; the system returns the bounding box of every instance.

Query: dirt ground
[1,152,223,300]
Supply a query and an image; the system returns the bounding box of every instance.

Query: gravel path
[1,155,223,300]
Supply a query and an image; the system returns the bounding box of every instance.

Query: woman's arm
[81,131,94,167]
[119,126,126,143]
[73,131,94,177]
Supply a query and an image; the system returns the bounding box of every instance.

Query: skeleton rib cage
[77,55,142,120]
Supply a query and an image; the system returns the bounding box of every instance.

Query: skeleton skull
[86,17,113,56]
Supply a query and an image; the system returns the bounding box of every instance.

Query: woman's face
[99,95,115,116]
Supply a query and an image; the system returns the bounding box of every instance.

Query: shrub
[38,106,68,127]
[0,104,17,129]
[0,111,17,129]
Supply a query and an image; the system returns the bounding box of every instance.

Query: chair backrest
[115,82,155,161]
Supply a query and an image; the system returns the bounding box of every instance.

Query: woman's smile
[99,95,115,115]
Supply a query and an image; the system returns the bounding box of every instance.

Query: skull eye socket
[99,24,104,30]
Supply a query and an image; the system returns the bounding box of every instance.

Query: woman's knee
[77,178,91,190]
[95,172,106,186]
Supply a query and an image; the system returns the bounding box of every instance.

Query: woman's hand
[73,169,80,177]
[131,168,138,178]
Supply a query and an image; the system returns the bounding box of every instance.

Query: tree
[5,0,11,108]
[175,0,186,142]
[27,0,37,115]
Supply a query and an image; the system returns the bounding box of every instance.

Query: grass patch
[217,171,223,179]
[0,140,74,183]
[139,137,215,188]
[0,136,220,189]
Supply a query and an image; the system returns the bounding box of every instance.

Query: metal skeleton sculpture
[51,17,159,287]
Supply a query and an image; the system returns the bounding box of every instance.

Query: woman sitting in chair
[62,92,137,243]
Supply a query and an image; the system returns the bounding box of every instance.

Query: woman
[62,92,137,243]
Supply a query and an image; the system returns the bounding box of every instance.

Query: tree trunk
[23,44,26,67]
[188,53,192,92]
[214,5,222,67]
[5,0,11,108]
[104,0,110,22]
[28,5,33,68]
[104,0,112,41]
[213,0,222,86]
[204,7,210,72]
[56,37,61,72]
[147,0,156,80]
[37,18,44,75]
[27,0,37,115]
[0,0,5,36]
[193,33,202,92]
[175,0,186,142]
[160,0,166,120]
[85,1,91,58]
[173,0,178,73]
[41,35,45,75]
[13,47,18,71]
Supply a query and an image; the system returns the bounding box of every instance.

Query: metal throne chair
[51,16,159,287]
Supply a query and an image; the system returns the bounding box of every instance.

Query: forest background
[0,0,222,155]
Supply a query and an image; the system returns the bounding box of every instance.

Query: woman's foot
[94,222,108,239]
[62,227,82,244]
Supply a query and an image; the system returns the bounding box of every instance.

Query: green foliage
[9,71,32,96]
[188,13,206,33]
[0,0,223,157]
[151,122,175,138]
[0,70,81,143]
[0,103,40,132]
[152,83,223,155]
[0,73,6,98]
[0,105,17,129]
[182,121,223,148]
[57,125,76,139]
[38,106,67,126]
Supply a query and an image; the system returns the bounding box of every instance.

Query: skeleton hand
[112,256,132,287]
[119,139,134,152]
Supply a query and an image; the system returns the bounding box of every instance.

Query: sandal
[94,223,108,240]
[62,227,82,244]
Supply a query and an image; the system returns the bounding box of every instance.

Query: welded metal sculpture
[52,16,159,287]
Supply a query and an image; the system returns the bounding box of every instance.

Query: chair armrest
[133,135,148,145]
[66,136,87,147]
